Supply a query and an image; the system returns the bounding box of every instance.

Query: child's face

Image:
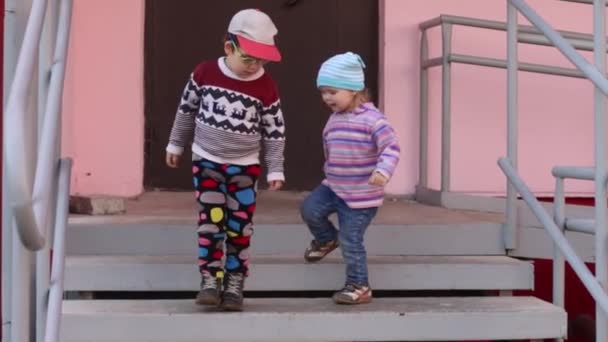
[319,87,358,113]
[224,41,268,78]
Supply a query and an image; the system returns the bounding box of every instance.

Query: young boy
[165,9,286,311]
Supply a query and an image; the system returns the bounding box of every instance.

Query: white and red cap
[228,9,282,62]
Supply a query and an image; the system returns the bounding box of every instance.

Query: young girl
[301,52,400,305]
[165,9,286,311]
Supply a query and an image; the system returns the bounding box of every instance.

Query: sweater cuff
[166,144,184,155]
[267,172,285,182]
[373,168,391,180]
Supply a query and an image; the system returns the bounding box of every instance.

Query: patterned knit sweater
[166,58,286,181]
[322,103,400,208]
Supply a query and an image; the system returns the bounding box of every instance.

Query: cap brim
[236,35,282,62]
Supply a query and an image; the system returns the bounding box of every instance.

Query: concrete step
[61,297,566,342]
[65,255,533,291]
[66,222,505,256]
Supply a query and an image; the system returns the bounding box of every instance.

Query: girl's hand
[368,171,388,186]
[268,180,284,191]
[166,152,181,168]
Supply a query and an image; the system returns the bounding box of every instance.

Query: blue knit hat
[316,52,366,91]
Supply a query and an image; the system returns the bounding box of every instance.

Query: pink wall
[382,0,599,196]
[62,0,144,197]
[63,0,599,197]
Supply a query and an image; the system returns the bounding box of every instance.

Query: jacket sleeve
[260,97,286,182]
[166,72,203,155]
[371,117,400,179]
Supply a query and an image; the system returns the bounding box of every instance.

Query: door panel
[144,0,378,190]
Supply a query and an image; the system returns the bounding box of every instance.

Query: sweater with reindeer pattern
[166,57,286,181]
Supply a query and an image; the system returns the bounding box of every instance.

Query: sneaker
[195,272,222,306]
[221,272,245,311]
[333,284,372,305]
[304,239,339,262]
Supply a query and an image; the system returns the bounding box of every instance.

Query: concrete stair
[60,195,566,341]
[61,297,566,342]
[65,254,533,291]
[66,222,506,256]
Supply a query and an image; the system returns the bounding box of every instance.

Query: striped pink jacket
[322,102,400,208]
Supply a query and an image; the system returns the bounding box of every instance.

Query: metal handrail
[498,158,608,315]
[4,0,74,341]
[552,166,596,180]
[552,166,597,234]
[505,1,608,342]
[4,0,71,252]
[561,0,608,5]
[418,15,606,193]
[420,15,599,41]
[510,0,608,94]
[4,0,49,250]
[418,11,607,250]
[44,158,72,342]
[420,3,608,341]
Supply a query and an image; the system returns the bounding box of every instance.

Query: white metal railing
[501,1,608,342]
[418,14,608,191]
[420,1,608,342]
[498,158,608,314]
[418,14,607,249]
[3,0,73,341]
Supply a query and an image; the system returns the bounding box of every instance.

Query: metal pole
[44,159,71,342]
[592,1,608,342]
[506,1,519,250]
[499,157,608,317]
[4,1,36,341]
[441,23,452,192]
[2,0,19,336]
[4,0,49,251]
[510,0,608,95]
[553,177,566,342]
[419,30,429,188]
[11,229,34,342]
[37,0,60,340]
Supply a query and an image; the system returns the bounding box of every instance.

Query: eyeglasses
[230,41,268,66]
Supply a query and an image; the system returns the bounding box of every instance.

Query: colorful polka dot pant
[192,158,260,278]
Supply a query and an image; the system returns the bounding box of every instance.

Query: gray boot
[195,272,221,306]
[221,272,245,311]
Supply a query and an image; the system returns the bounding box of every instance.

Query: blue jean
[300,184,378,286]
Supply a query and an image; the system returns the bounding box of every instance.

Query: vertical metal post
[553,177,566,342]
[38,0,56,129]
[419,30,429,188]
[11,230,34,342]
[2,1,18,339]
[37,1,60,340]
[45,159,72,342]
[4,1,33,341]
[440,23,452,192]
[592,2,608,342]
[505,1,519,250]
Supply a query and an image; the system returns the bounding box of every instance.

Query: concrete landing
[69,190,503,225]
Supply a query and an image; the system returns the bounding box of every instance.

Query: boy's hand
[368,171,388,186]
[166,152,181,168]
[268,180,284,191]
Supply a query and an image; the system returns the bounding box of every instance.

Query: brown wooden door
[144,0,378,190]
